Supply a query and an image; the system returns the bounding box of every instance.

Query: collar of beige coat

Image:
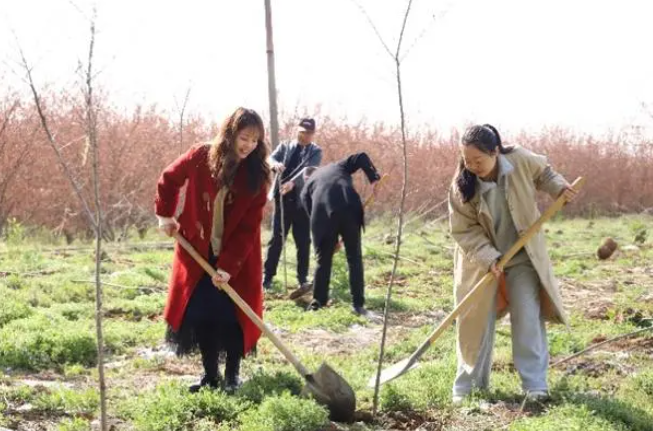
[477,154,515,195]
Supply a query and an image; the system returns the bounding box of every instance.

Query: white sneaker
[526,390,549,401]
[452,395,466,405]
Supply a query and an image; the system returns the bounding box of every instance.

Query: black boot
[306,299,322,311]
[189,374,220,393]
[224,353,241,393]
[192,328,221,393]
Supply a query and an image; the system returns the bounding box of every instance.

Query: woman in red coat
[155,107,270,392]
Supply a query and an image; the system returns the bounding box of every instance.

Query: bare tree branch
[394,0,414,59]
[402,197,447,230]
[68,0,92,22]
[1,58,31,87]
[59,133,88,151]
[174,85,191,154]
[400,8,449,63]
[0,99,21,167]
[0,126,37,204]
[15,34,98,231]
[349,0,394,60]
[0,99,20,141]
[551,326,653,368]
[0,116,36,232]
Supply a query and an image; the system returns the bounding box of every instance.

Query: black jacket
[301,152,381,245]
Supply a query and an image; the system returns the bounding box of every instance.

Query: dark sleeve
[269,142,286,164]
[337,152,381,183]
[306,145,323,167]
[301,180,313,217]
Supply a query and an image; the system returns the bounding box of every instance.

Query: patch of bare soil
[284,309,447,357]
[340,409,446,431]
[612,335,653,357]
[445,399,544,431]
[559,277,618,319]
[560,358,635,378]
[287,325,383,356]
[387,310,448,329]
[377,410,446,431]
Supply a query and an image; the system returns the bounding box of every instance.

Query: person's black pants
[312,211,364,308]
[264,196,310,285]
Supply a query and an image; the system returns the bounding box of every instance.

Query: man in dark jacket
[299,152,381,315]
[263,118,322,291]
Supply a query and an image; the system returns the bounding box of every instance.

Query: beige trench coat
[448,146,570,372]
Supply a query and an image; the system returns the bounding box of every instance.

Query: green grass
[0,215,651,430]
[510,404,629,431]
[57,418,92,431]
[120,381,252,431]
[236,392,329,431]
[266,299,368,332]
[33,386,99,415]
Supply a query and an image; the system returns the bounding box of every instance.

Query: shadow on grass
[552,378,653,431]
[479,379,653,431]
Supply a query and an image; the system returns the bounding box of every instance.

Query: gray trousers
[453,263,549,396]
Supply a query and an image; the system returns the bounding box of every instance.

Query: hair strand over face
[208,107,271,193]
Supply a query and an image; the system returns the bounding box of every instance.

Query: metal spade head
[367,358,421,388]
[301,362,356,423]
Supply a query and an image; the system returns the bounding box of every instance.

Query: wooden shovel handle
[414,177,585,355]
[363,174,389,208]
[172,231,310,377]
[496,176,585,270]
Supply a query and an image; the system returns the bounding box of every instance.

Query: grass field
[0,214,651,430]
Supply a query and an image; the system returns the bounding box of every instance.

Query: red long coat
[154,144,267,355]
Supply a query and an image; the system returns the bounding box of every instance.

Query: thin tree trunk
[372,0,414,416]
[264,0,280,149]
[85,13,108,431]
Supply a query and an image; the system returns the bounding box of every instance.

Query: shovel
[172,231,356,422]
[368,176,586,387]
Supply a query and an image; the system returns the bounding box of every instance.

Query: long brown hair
[208,107,270,193]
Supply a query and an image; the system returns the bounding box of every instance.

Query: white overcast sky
[2,0,653,135]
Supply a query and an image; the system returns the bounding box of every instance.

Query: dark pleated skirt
[165,250,244,358]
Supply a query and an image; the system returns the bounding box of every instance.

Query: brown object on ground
[597,237,618,260]
[289,282,313,300]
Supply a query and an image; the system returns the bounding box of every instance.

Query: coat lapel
[283,141,298,165]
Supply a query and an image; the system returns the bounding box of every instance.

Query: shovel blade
[367,358,420,388]
[301,363,356,423]
[288,282,313,300]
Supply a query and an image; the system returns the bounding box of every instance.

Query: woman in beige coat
[448,124,576,403]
